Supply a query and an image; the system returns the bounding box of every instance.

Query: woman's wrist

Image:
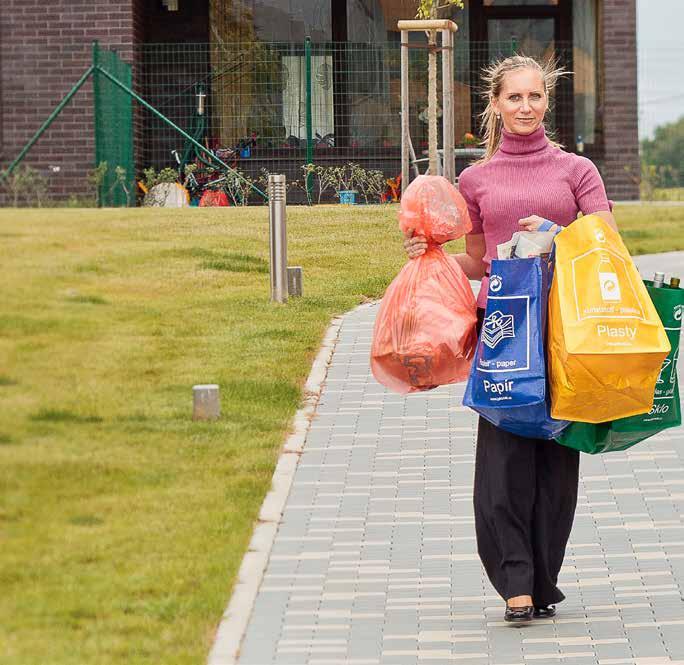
[455,252,487,280]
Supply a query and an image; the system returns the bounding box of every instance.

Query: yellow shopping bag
[548,214,670,423]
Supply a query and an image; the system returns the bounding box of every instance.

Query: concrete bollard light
[268,174,288,303]
[193,384,220,420]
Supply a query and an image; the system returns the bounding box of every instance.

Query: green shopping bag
[556,280,683,454]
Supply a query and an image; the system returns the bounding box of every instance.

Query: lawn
[1,202,683,664]
[645,186,684,202]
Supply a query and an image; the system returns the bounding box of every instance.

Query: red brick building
[0,0,640,203]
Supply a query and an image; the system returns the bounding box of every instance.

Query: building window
[484,0,558,5]
[210,0,332,43]
[573,0,598,146]
[282,54,335,140]
[487,17,555,61]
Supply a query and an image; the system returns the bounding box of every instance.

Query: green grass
[0,205,405,665]
[1,202,683,664]
[642,186,684,202]
[612,204,684,253]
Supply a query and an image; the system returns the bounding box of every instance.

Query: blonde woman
[404,55,617,623]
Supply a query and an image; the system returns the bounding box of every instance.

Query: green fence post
[92,41,134,207]
[94,65,266,200]
[305,36,314,201]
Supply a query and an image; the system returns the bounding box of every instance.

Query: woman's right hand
[403,227,428,259]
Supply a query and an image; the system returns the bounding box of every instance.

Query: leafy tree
[416,0,463,20]
[640,115,683,188]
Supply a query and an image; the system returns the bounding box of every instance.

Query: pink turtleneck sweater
[457,126,612,307]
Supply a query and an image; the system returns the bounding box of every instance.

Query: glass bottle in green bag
[555,278,683,454]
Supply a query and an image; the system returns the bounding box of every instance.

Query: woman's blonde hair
[474,54,569,165]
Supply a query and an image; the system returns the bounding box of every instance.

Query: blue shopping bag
[463,256,569,439]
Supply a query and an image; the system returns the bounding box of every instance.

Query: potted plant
[356,167,387,204]
[336,162,364,205]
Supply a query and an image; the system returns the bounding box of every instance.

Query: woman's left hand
[518,215,548,231]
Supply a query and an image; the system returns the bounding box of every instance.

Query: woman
[403,55,617,623]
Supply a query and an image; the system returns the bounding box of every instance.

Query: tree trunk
[428,29,438,174]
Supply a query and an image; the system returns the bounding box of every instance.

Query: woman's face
[492,67,548,135]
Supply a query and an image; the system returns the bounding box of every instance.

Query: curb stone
[206,303,373,665]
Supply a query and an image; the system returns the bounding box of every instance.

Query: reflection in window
[375,0,473,148]
[487,18,558,132]
[348,0,386,43]
[487,18,555,62]
[210,0,332,42]
[377,0,422,39]
[573,0,597,145]
[282,55,334,140]
[484,0,558,5]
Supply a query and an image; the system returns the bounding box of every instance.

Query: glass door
[487,17,555,62]
[487,17,557,128]
[469,0,574,149]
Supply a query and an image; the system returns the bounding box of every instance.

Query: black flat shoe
[504,604,534,624]
[533,605,556,618]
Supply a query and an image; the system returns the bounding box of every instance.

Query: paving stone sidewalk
[236,255,684,665]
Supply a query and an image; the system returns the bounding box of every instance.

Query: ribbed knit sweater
[457,125,612,307]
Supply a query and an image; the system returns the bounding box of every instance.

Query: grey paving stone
[234,302,684,665]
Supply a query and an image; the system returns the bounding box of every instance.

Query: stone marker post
[287,266,303,297]
[193,384,220,420]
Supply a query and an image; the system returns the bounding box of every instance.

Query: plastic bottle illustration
[598,253,621,302]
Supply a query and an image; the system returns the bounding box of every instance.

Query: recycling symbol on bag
[489,275,503,293]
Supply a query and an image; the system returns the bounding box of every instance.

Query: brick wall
[601,0,640,200]
[0,0,140,203]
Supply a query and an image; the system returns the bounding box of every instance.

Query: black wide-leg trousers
[473,418,579,605]
[472,309,580,605]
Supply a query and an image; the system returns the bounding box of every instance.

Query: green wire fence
[2,41,266,207]
[138,38,573,204]
[3,38,577,206]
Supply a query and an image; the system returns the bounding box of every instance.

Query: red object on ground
[371,175,477,394]
[382,173,402,203]
[199,189,229,207]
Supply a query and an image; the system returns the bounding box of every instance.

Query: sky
[636,0,684,138]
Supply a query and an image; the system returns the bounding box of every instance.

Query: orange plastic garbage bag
[398,175,471,243]
[371,176,478,394]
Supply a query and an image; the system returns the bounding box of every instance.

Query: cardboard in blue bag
[463,254,569,439]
